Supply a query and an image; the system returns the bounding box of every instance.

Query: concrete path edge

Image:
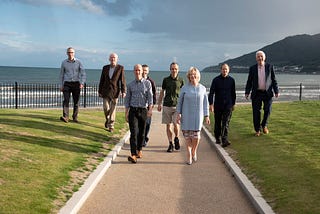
[202,126,275,214]
[58,131,130,214]
[59,127,275,214]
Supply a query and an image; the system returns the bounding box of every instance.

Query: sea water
[1,65,320,87]
[1,66,319,104]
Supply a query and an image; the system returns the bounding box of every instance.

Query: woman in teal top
[176,67,210,165]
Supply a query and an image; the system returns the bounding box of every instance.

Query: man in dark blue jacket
[245,50,279,136]
[208,63,236,147]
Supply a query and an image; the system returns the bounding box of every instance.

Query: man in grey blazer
[245,50,279,136]
[98,53,126,132]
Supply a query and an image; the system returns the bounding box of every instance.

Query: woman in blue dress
[176,67,210,165]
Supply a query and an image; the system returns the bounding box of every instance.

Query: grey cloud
[130,0,320,44]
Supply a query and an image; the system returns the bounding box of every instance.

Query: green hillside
[203,33,320,74]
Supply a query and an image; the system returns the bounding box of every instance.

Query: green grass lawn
[0,108,128,214]
[211,101,320,214]
[1,101,319,214]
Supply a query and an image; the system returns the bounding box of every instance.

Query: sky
[0,0,320,71]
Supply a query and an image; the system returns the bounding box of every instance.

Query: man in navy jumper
[208,63,236,147]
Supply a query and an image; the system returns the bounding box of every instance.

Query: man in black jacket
[208,63,236,147]
[245,50,279,136]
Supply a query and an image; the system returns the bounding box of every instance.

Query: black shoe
[174,137,180,150]
[221,142,228,147]
[72,118,78,123]
[142,138,149,147]
[215,136,221,144]
[167,142,174,152]
[104,121,108,129]
[221,140,230,148]
[222,139,231,146]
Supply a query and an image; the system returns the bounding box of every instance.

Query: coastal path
[61,111,272,214]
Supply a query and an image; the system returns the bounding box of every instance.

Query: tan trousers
[103,97,118,129]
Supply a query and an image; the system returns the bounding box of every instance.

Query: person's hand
[176,114,181,124]
[157,104,162,112]
[275,93,279,98]
[122,93,126,98]
[204,116,210,125]
[147,109,153,117]
[80,84,84,89]
[125,111,129,123]
[245,94,249,100]
[209,105,214,112]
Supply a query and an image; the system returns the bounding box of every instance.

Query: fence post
[15,82,18,109]
[83,83,87,108]
[299,83,302,101]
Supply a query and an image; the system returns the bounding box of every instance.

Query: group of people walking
[59,47,279,165]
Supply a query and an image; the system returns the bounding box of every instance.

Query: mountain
[202,33,320,74]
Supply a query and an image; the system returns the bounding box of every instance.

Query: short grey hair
[109,52,119,59]
[256,50,266,59]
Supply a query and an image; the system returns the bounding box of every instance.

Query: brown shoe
[263,127,269,134]
[128,155,137,163]
[136,150,142,158]
[255,131,261,137]
[108,127,114,132]
[60,116,69,123]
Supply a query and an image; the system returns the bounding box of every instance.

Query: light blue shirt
[176,83,209,131]
[59,58,86,87]
[125,78,153,108]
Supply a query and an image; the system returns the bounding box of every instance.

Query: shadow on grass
[0,131,99,153]
[0,112,118,154]
[0,111,105,130]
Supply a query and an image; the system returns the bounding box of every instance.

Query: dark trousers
[128,107,147,155]
[251,91,273,132]
[144,116,152,145]
[62,81,80,119]
[214,108,232,143]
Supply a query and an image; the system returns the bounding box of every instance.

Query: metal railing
[0,82,319,108]
[0,82,107,109]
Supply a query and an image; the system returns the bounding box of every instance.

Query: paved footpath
[73,111,261,214]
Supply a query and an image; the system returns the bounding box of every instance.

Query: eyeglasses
[67,52,74,54]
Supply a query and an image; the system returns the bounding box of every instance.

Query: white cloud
[79,0,104,15]
[5,0,134,16]
[0,31,32,51]
[0,30,65,54]
[10,0,76,7]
